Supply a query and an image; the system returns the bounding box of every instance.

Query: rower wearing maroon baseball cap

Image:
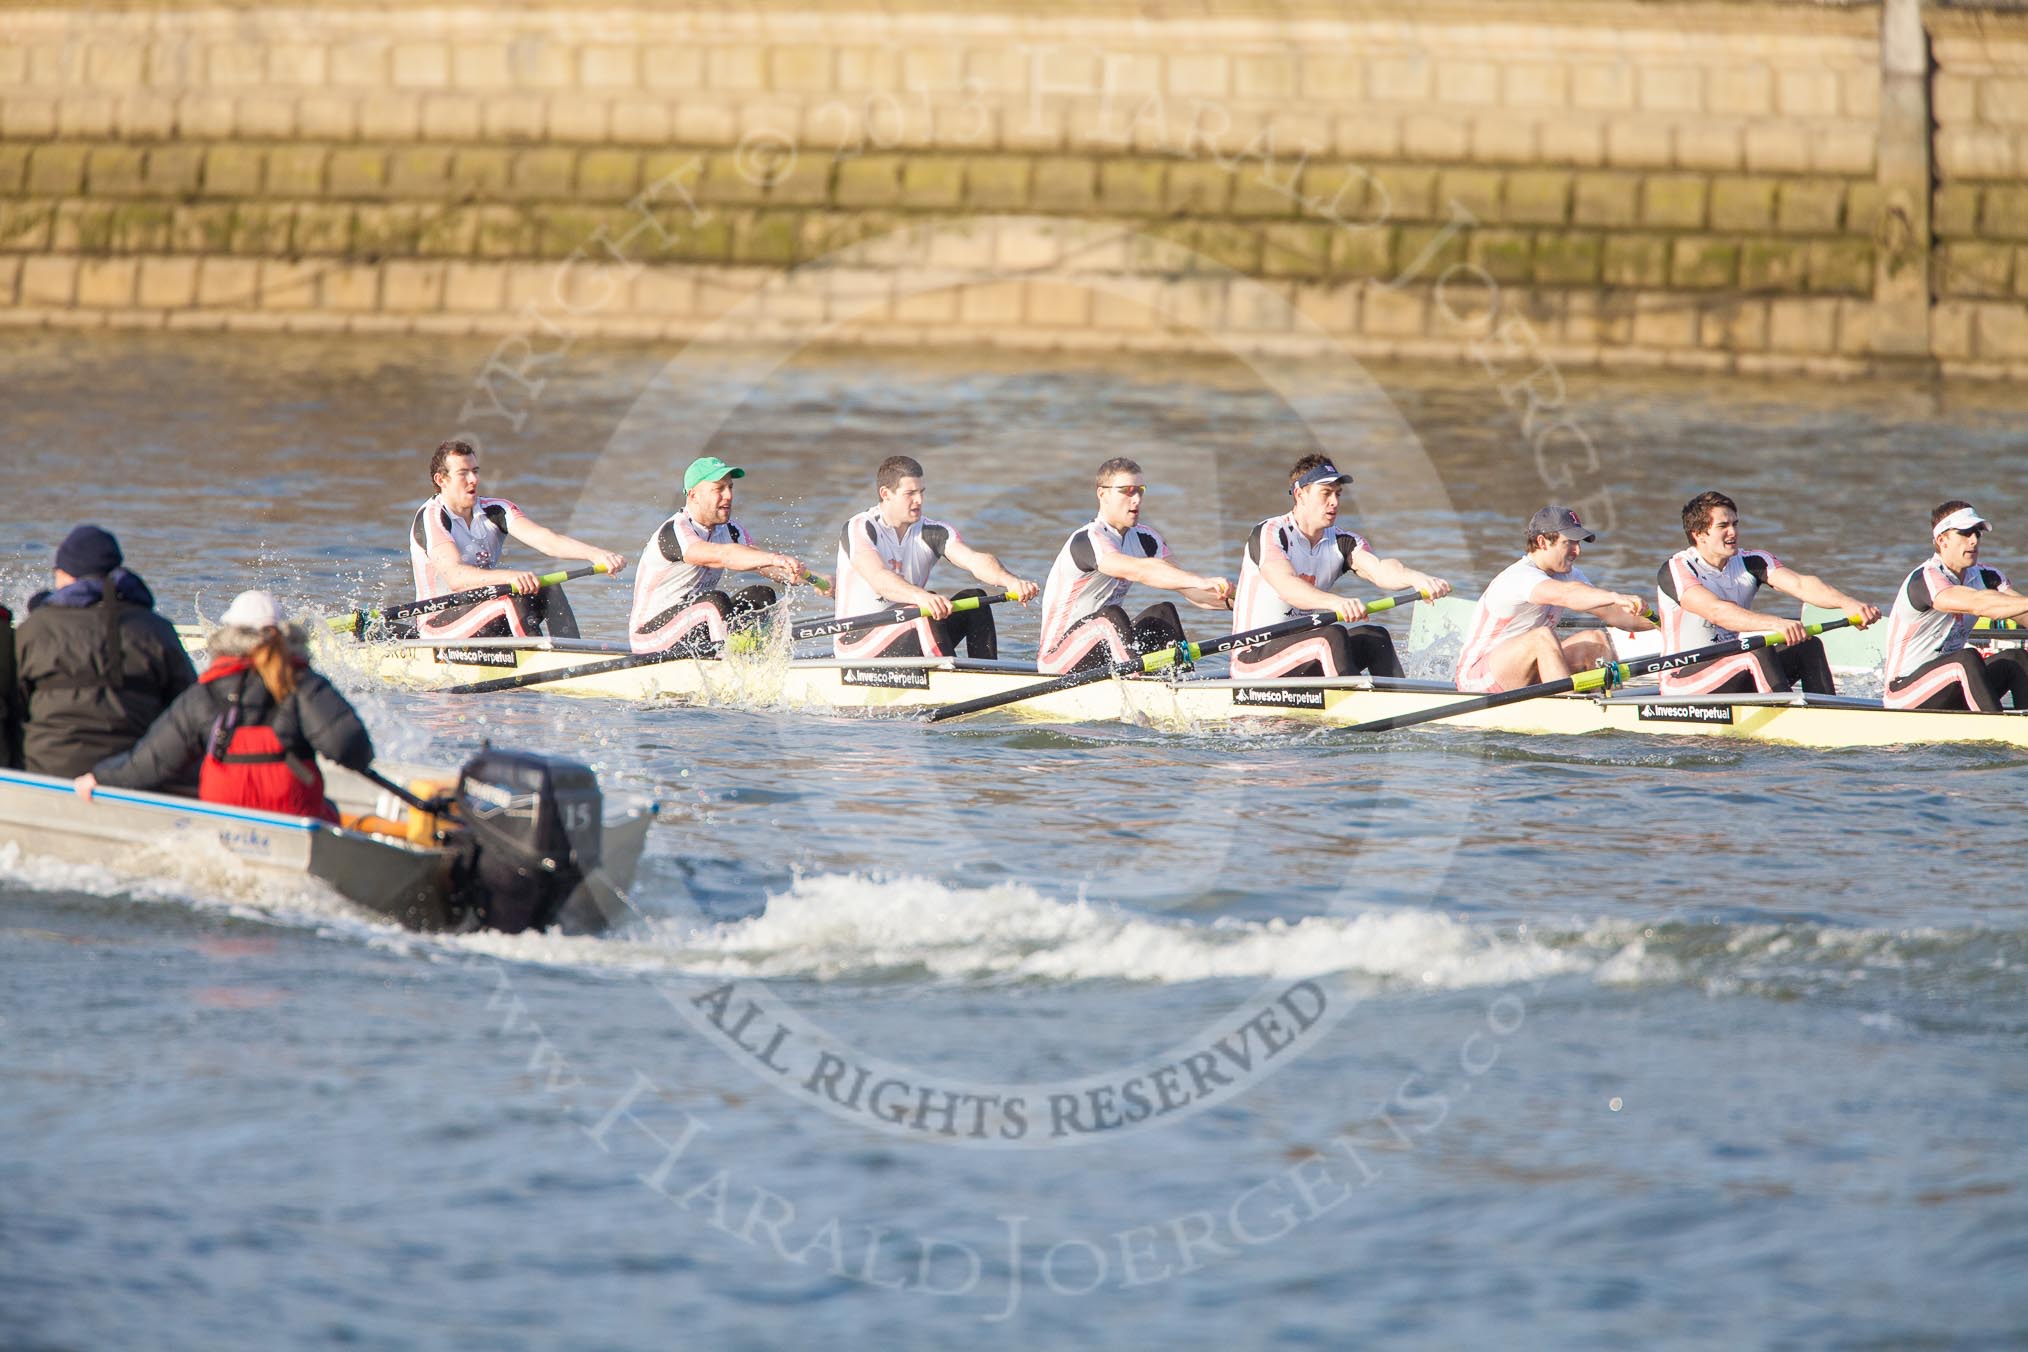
[1655,490,1879,698]
[1880,501,2028,711]
[1454,505,1655,694]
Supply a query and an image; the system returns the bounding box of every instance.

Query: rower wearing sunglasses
[1034,457,1233,675]
[1881,501,2028,710]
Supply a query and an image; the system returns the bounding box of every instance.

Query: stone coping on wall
[0,1,1885,30]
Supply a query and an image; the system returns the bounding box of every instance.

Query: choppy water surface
[3,332,2026,1348]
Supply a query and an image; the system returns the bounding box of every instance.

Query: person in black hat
[1229,454,1452,680]
[1454,506,1654,693]
[12,524,198,779]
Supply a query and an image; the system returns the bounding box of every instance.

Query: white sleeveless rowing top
[1231,511,1370,632]
[410,494,523,599]
[1038,519,1169,653]
[1657,547,1781,650]
[1454,556,1590,689]
[1883,555,2010,682]
[833,508,960,616]
[630,512,746,641]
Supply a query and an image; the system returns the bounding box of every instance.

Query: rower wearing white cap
[831,455,1038,660]
[1880,501,2028,710]
[1655,491,1878,697]
[409,439,626,640]
[629,456,818,654]
[1035,457,1234,675]
[1230,454,1451,679]
[1455,506,1654,693]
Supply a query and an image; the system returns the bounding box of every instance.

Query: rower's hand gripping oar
[328,564,611,639]
[790,588,1022,641]
[927,590,1426,724]
[1342,616,1858,736]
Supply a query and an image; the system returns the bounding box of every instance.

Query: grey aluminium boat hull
[0,763,654,932]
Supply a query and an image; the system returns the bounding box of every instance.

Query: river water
[3,330,2025,1348]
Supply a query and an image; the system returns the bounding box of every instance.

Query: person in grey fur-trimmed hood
[78,591,373,821]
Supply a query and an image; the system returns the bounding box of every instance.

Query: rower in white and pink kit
[409,438,627,640]
[1455,505,1655,693]
[1881,500,2028,710]
[1229,455,1451,679]
[629,456,817,653]
[1654,490,1878,697]
[1035,457,1234,674]
[830,455,1037,660]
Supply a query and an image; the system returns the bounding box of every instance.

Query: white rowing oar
[927,590,1427,723]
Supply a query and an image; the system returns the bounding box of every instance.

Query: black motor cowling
[451,750,604,933]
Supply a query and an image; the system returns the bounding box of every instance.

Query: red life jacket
[197,658,336,822]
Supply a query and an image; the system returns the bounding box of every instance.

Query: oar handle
[1148,588,1425,673]
[789,589,1022,642]
[330,563,609,635]
[1579,615,1857,694]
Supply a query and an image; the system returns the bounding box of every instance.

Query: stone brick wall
[1931,9,2028,372]
[0,0,2021,376]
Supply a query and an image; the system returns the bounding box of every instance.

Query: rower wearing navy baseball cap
[1454,505,1655,693]
[1655,490,1878,698]
[1880,500,2028,710]
[629,456,823,653]
[1229,454,1453,680]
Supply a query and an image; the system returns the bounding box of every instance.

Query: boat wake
[10,846,2017,1022]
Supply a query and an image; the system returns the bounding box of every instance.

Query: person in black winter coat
[13,524,198,778]
[78,591,375,822]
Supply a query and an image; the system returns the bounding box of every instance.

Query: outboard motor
[451,750,604,933]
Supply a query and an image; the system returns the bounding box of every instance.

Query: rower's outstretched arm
[427,538,536,595]
[944,539,1039,602]
[1765,565,1880,628]
[1262,548,1368,622]
[1347,547,1451,600]
[1933,583,2028,623]
[686,537,810,587]
[506,517,627,577]
[1531,578,1653,630]
[1096,551,1233,609]
[1677,579,1791,635]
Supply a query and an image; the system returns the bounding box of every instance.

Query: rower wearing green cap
[629,456,820,653]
